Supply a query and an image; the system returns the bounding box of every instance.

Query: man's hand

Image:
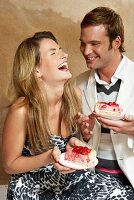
[96,114,134,135]
[66,137,87,149]
[76,112,96,142]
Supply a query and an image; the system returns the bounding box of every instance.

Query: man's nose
[83,44,92,56]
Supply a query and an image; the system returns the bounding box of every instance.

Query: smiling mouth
[86,56,98,65]
[88,57,95,60]
[86,56,97,61]
[58,62,69,71]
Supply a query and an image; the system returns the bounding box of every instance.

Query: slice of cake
[65,146,97,167]
[95,102,123,119]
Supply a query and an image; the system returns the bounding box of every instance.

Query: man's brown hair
[81,7,125,52]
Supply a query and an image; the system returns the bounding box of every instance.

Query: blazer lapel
[117,74,134,114]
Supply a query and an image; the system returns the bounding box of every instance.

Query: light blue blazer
[76,56,134,187]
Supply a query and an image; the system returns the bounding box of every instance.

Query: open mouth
[58,62,68,71]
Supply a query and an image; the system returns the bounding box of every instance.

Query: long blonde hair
[11,31,81,153]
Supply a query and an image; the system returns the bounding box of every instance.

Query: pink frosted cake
[95,102,123,119]
[65,146,97,167]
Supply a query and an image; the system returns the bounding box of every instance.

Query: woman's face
[37,38,72,85]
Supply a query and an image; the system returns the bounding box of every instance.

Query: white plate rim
[59,153,98,170]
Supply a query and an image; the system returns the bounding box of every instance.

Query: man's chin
[87,63,95,69]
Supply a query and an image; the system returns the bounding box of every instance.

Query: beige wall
[1,0,134,184]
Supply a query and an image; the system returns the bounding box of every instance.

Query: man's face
[80,25,115,71]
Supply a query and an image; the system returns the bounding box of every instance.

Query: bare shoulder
[10,97,27,112]
[7,97,28,121]
[3,97,28,140]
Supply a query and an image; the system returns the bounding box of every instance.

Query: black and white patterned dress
[7,135,134,200]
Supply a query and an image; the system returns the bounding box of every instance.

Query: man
[76,6,134,198]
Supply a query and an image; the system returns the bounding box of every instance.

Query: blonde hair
[10,31,81,153]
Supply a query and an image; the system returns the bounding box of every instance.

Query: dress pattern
[7,135,134,200]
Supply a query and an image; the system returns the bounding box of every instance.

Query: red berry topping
[72,146,91,155]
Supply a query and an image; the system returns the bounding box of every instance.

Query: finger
[73,138,85,146]
[83,130,93,137]
[124,114,134,121]
[83,116,90,121]
[83,128,91,135]
[77,116,83,125]
[97,117,119,127]
[52,147,61,162]
[84,122,90,127]
[75,112,82,125]
[81,122,89,128]
[54,162,73,172]
[83,135,92,142]
[89,131,93,135]
[81,122,90,133]
[89,112,96,119]
[81,123,92,135]
[77,112,83,117]
[82,130,93,141]
[78,112,89,121]
[68,137,85,147]
[78,117,89,126]
[77,112,86,120]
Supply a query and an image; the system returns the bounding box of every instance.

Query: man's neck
[97,53,122,84]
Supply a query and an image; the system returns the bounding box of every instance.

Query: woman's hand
[51,147,75,174]
[97,114,134,135]
[76,112,96,142]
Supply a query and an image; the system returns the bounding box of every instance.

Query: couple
[2,7,134,200]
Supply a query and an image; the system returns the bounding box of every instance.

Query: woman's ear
[35,67,42,78]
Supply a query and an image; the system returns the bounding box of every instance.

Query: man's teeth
[88,57,95,60]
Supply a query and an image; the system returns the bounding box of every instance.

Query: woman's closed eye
[51,52,56,55]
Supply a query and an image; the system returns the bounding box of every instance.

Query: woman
[2,31,94,200]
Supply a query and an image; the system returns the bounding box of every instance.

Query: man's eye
[80,42,84,45]
[92,43,100,46]
[80,42,85,45]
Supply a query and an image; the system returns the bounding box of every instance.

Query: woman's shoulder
[9,97,28,117]
[4,97,28,136]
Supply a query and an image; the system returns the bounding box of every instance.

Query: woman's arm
[2,100,53,174]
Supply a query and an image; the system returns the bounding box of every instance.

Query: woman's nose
[60,51,68,59]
